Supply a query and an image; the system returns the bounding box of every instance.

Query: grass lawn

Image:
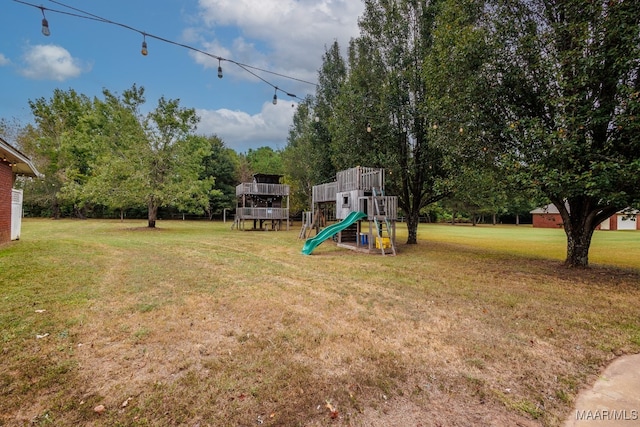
[1,219,639,426]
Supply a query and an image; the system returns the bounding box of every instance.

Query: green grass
[416,223,640,268]
[0,218,639,426]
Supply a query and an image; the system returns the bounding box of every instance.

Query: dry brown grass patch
[2,219,639,426]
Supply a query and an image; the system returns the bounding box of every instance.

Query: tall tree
[312,41,346,184]
[86,85,212,227]
[82,87,147,219]
[0,118,23,143]
[283,42,347,214]
[199,135,235,219]
[23,89,93,218]
[488,0,640,266]
[330,0,490,244]
[244,147,284,175]
[282,97,317,213]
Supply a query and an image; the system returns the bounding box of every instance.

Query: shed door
[617,214,637,230]
[11,189,23,240]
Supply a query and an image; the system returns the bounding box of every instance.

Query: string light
[367,123,372,133]
[141,34,148,56]
[14,0,316,107]
[40,7,50,36]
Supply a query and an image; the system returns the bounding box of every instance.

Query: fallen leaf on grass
[325,400,339,419]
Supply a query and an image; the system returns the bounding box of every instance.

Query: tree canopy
[281,0,639,266]
[284,0,493,244]
[20,85,220,226]
[486,0,640,266]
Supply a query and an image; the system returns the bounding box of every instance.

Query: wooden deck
[235,207,289,220]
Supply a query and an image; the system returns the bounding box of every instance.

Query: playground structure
[302,166,398,255]
[234,174,290,231]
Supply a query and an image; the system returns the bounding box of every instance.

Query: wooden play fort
[301,166,398,255]
[234,173,290,231]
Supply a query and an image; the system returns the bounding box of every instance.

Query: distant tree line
[4,86,284,227]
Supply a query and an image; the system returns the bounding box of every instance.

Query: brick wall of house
[0,162,13,243]
[532,213,563,228]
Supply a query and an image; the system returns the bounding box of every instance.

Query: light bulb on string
[40,8,50,36]
[141,34,148,56]
[367,123,372,133]
[15,0,319,110]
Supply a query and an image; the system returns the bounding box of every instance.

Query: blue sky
[1,0,364,153]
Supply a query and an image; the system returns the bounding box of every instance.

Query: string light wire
[13,0,318,102]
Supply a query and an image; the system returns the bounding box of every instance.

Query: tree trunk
[406,211,420,244]
[148,202,158,228]
[564,226,594,267]
[75,205,86,219]
[557,200,596,268]
[52,199,61,219]
[555,198,621,268]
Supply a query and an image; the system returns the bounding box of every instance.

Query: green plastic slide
[301,211,367,255]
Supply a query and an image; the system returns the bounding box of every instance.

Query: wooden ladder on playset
[372,187,396,256]
[298,211,313,239]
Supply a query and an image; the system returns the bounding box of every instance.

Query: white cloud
[196,101,297,152]
[19,44,88,81]
[188,0,363,152]
[0,53,10,66]
[195,0,363,82]
[188,38,233,69]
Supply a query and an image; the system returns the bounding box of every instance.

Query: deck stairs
[372,187,396,256]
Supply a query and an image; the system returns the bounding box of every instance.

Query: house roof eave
[0,137,43,178]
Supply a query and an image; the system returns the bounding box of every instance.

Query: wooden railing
[235,207,289,220]
[337,166,384,192]
[312,182,338,204]
[358,196,399,220]
[236,183,290,196]
[375,196,398,220]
